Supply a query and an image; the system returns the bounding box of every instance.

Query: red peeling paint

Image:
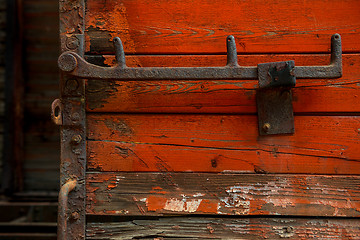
[146,196,167,212]
[197,199,219,213]
[103,56,115,66]
[150,190,168,194]
[107,182,117,190]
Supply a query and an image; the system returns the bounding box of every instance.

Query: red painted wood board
[85,0,360,54]
[87,115,360,174]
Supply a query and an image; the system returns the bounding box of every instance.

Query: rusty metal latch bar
[58,34,342,80]
[58,34,342,135]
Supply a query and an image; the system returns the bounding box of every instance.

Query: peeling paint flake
[145,195,219,213]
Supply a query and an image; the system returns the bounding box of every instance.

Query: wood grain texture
[87,115,360,174]
[85,0,360,54]
[85,54,360,113]
[87,217,360,239]
[86,173,360,216]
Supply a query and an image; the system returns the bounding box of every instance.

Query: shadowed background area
[0,0,59,239]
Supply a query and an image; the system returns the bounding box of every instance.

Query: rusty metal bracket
[58,34,342,135]
[58,1,86,239]
[58,179,77,240]
[257,61,296,135]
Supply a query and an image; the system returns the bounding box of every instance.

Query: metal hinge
[58,34,342,135]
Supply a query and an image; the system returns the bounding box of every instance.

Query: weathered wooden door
[55,0,360,239]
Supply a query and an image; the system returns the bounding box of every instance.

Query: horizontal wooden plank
[86,173,360,216]
[86,54,360,113]
[87,115,360,174]
[85,0,360,54]
[87,217,360,239]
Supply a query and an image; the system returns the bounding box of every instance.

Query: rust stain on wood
[86,79,119,110]
[103,119,133,137]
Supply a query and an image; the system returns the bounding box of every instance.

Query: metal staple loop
[51,99,63,126]
[58,34,342,80]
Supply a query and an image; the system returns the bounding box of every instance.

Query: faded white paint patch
[163,198,202,213]
[193,193,205,197]
[139,198,147,203]
[219,179,290,214]
[116,176,125,180]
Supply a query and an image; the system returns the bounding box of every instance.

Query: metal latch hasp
[58,34,343,136]
[257,61,296,135]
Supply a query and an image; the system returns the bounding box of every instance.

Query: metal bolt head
[58,53,77,72]
[66,79,79,91]
[71,135,82,145]
[71,211,80,220]
[263,123,271,132]
[71,112,80,122]
[66,36,80,50]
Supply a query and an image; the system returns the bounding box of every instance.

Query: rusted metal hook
[58,179,77,240]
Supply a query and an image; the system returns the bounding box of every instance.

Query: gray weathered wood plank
[86,173,360,217]
[86,217,360,239]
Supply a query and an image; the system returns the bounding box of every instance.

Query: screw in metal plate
[66,79,79,91]
[66,36,80,50]
[71,112,80,122]
[71,211,80,220]
[262,123,271,132]
[71,135,82,145]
